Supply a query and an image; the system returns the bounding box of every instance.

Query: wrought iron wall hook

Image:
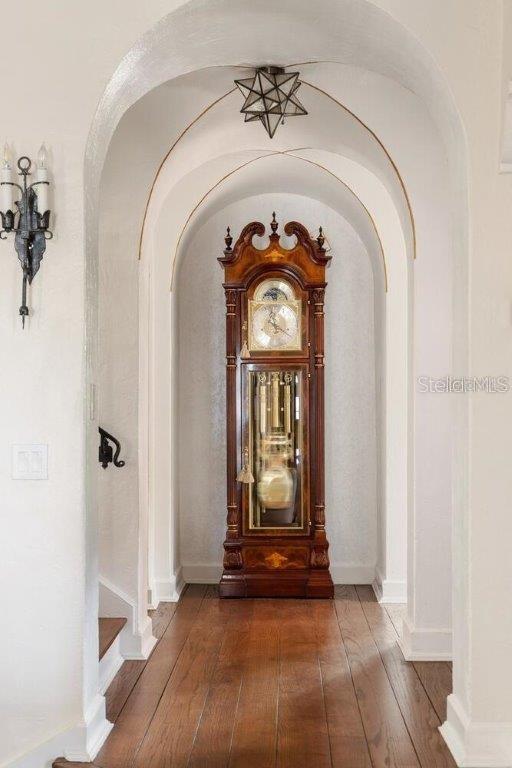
[98,427,125,469]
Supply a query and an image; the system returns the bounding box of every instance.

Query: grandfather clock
[218,214,334,598]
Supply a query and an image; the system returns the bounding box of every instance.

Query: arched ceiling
[170,152,388,293]
[88,0,461,188]
[102,63,409,308]
[90,0,464,299]
[136,68,415,261]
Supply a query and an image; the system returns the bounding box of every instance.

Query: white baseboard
[372,569,407,604]
[151,567,185,603]
[4,695,112,768]
[440,694,512,767]
[98,635,124,694]
[398,615,452,661]
[99,575,157,659]
[77,694,113,761]
[147,587,157,610]
[125,614,157,660]
[182,563,375,585]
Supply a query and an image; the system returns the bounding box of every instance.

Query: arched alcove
[137,145,407,602]
[175,193,379,584]
[89,3,468,762]
[96,72,413,622]
[96,59,451,633]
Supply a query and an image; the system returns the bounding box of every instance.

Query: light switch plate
[12,444,48,480]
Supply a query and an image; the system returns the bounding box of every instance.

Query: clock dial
[251,301,300,350]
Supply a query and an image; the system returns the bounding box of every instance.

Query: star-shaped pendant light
[234,67,308,138]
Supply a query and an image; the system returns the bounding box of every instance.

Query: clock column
[220,281,244,596]
[308,286,332,596]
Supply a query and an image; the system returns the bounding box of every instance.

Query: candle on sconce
[36,143,49,214]
[1,143,13,213]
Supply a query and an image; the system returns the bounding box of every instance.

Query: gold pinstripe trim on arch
[137,87,237,259]
[169,149,389,291]
[287,151,389,288]
[168,149,279,284]
[301,80,416,257]
[137,71,415,265]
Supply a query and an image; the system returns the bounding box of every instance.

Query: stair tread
[98,617,127,660]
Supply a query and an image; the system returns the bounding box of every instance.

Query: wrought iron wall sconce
[0,144,53,327]
[98,427,125,469]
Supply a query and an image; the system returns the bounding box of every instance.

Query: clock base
[219,568,334,599]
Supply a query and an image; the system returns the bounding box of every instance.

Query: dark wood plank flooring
[59,585,455,768]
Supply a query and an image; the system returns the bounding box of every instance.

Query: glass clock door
[243,365,308,533]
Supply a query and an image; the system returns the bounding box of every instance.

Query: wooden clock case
[218,216,334,598]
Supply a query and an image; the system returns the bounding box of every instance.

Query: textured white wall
[98,198,140,601]
[176,194,377,580]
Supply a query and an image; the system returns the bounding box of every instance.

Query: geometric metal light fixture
[0,144,53,327]
[234,67,308,138]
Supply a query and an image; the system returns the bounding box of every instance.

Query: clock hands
[272,320,292,337]
[264,306,292,337]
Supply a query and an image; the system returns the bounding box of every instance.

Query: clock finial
[317,226,325,250]
[224,226,233,252]
[270,212,278,235]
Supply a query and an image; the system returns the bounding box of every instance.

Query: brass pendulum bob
[257,439,294,511]
[237,446,254,484]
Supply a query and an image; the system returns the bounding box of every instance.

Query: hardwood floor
[57,585,455,768]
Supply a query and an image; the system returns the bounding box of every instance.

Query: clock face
[251,303,300,350]
[249,279,301,351]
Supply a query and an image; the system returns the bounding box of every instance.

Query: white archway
[141,148,408,609]
[88,2,468,763]
[175,192,381,582]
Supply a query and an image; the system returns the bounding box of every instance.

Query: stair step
[98,617,127,660]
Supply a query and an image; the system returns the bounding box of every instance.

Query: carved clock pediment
[218,214,331,287]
